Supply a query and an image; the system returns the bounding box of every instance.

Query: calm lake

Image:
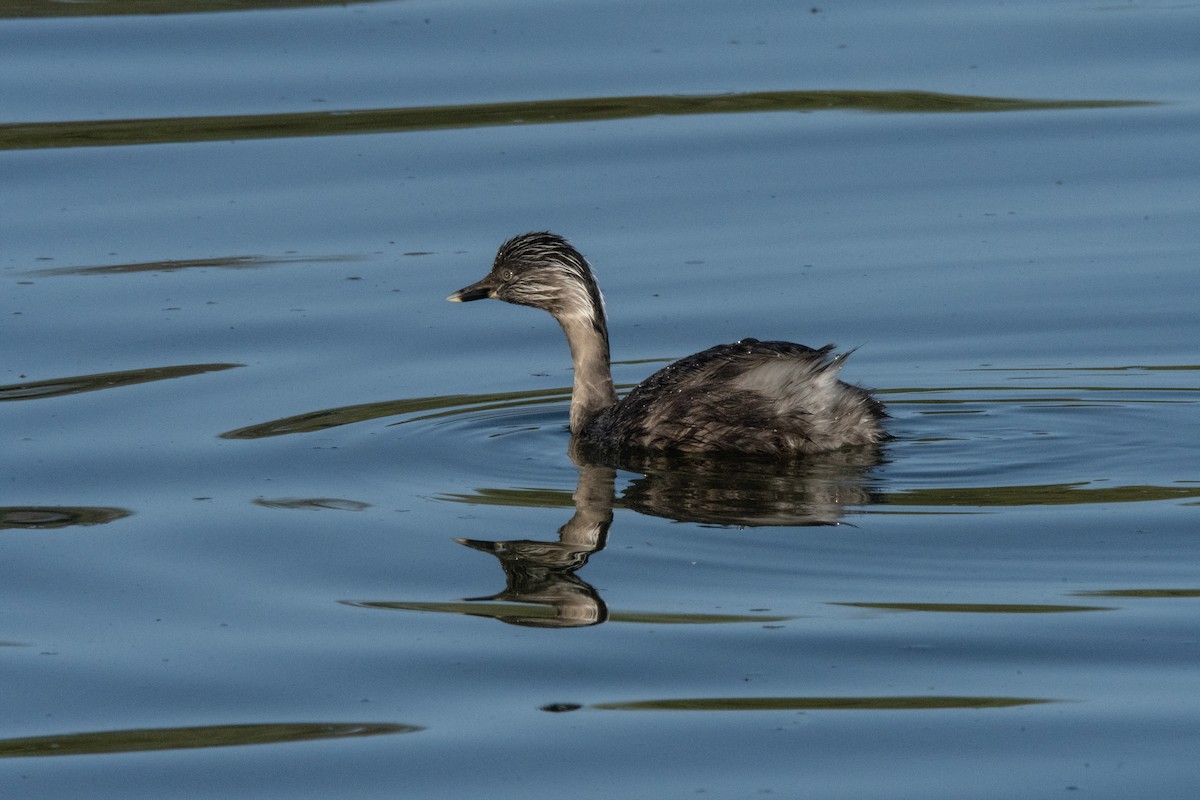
[2,1,1199,797]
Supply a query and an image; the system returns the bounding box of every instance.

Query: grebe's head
[448,232,606,325]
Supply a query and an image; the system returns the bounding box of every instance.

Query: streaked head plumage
[491,232,598,314]
[450,232,606,325]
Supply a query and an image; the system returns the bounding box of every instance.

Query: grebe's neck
[556,309,618,435]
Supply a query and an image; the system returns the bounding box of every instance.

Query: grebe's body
[449,232,886,456]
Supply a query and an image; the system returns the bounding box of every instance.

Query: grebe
[448,232,886,455]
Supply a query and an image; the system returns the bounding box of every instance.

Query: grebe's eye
[501,269,514,281]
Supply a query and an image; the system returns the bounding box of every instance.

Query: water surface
[2,1,1199,797]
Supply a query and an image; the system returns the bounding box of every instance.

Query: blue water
[3,1,1199,797]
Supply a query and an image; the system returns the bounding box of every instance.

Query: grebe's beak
[447,275,496,303]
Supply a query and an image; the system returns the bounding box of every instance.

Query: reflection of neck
[559,463,616,549]
[557,311,618,435]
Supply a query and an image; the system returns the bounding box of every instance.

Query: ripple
[25,253,361,277]
[252,497,371,511]
[0,506,131,529]
[1073,588,1200,599]
[219,386,570,440]
[880,369,1199,509]
[1,90,1153,151]
[832,602,1112,614]
[0,363,241,402]
[220,368,1199,517]
[592,696,1057,712]
[880,483,1200,507]
[1,0,389,18]
[0,721,419,758]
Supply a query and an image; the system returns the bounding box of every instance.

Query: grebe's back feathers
[584,338,885,456]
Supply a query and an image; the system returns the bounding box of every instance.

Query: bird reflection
[605,442,884,527]
[455,462,614,628]
[454,441,883,627]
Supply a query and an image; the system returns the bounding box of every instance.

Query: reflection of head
[455,538,609,628]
